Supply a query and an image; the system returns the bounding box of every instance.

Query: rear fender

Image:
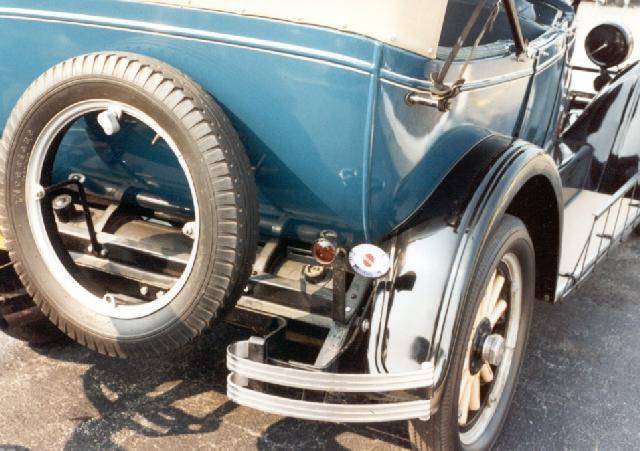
[366,137,562,406]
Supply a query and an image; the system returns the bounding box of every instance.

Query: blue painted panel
[0,0,378,70]
[519,32,567,148]
[367,76,531,239]
[52,115,194,216]
[0,0,542,244]
[0,2,377,242]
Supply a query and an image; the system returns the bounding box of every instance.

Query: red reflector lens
[312,238,337,265]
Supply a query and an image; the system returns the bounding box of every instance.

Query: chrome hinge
[406,78,465,112]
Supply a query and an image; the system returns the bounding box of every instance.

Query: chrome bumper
[227,340,434,423]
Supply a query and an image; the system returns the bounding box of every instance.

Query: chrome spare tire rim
[25,99,200,320]
[459,252,522,444]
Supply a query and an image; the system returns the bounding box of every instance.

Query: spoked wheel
[409,215,535,450]
[0,53,258,357]
[458,253,521,442]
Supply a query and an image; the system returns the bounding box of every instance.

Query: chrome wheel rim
[25,99,200,320]
[459,252,522,444]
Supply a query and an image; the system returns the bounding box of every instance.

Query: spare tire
[0,251,65,345]
[0,53,258,358]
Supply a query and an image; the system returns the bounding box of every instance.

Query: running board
[559,173,640,298]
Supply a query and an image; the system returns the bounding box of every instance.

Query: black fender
[366,135,562,407]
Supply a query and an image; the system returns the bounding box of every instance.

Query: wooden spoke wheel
[409,215,535,450]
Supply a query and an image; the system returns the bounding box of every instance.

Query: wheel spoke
[459,252,523,440]
[480,363,494,383]
[458,371,472,425]
[480,271,497,317]
[469,374,481,411]
[487,274,505,317]
[489,299,508,328]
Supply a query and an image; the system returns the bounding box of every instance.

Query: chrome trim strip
[382,27,568,94]
[228,341,434,392]
[460,68,534,91]
[135,0,447,60]
[380,69,431,91]
[227,374,431,423]
[528,27,563,52]
[381,66,535,94]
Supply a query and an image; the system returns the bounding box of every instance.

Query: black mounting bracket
[247,316,287,364]
[44,178,102,256]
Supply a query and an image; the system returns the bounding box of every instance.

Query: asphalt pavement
[1,2,640,450]
[2,234,640,450]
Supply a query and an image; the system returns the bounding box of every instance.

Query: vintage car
[0,0,638,448]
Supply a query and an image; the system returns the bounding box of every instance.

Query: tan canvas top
[139,0,448,59]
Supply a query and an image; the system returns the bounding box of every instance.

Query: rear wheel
[0,53,258,357]
[409,215,535,450]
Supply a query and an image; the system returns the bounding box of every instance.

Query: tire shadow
[256,418,410,450]
[58,324,246,450]
[27,322,409,449]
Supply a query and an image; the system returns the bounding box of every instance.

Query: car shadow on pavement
[26,323,409,449]
[47,325,245,450]
[15,237,640,450]
[255,418,410,450]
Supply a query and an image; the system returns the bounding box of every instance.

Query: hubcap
[481,334,506,367]
[458,253,522,444]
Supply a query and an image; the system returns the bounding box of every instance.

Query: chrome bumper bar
[227,340,434,423]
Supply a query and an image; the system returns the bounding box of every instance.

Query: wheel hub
[481,334,506,367]
[470,318,492,374]
[470,318,506,371]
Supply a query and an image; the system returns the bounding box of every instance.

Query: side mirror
[585,22,634,90]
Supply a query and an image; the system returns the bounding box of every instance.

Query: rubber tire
[0,252,65,345]
[408,214,535,450]
[0,53,258,358]
[0,307,66,345]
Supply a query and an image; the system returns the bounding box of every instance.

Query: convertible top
[138,0,448,59]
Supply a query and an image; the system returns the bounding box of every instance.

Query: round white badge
[348,244,391,278]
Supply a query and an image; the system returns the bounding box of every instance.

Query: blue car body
[1,0,640,428]
[0,0,569,244]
